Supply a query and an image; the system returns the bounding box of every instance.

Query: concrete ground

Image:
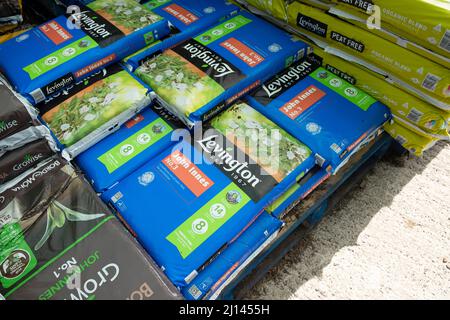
[247,141,450,300]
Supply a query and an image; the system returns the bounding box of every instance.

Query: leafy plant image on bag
[42,71,148,147]
[211,102,312,181]
[135,51,225,116]
[35,202,105,250]
[88,0,163,35]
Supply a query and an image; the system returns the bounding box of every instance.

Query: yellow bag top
[287,2,450,103]
[329,0,450,59]
[384,120,439,157]
[241,0,289,21]
[327,4,450,69]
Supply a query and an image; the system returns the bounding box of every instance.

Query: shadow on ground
[243,141,448,300]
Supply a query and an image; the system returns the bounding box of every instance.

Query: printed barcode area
[396,135,407,146]
[112,191,123,203]
[331,143,342,154]
[188,284,202,300]
[406,108,423,123]
[439,30,450,53]
[30,88,46,103]
[422,73,441,92]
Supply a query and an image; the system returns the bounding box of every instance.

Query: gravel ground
[247,141,450,300]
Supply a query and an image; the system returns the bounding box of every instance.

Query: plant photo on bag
[89,0,163,35]
[42,70,148,147]
[211,102,312,181]
[135,50,225,116]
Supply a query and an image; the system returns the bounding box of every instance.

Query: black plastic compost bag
[0,78,55,158]
[0,158,181,300]
[0,78,37,142]
[22,0,67,24]
[0,139,55,186]
[0,0,22,20]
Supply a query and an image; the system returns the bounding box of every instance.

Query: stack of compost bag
[0,77,58,182]
[237,0,450,156]
[0,158,182,300]
[286,1,450,155]
[133,10,310,127]
[0,0,427,301]
[102,101,317,289]
[327,0,450,68]
[80,6,390,299]
[306,46,448,155]
[0,0,245,163]
[124,0,240,71]
[0,0,172,104]
[75,10,312,299]
[101,62,390,296]
[247,56,390,173]
[75,0,243,193]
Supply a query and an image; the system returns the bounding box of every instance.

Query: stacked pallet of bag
[0,0,187,300]
[0,59,183,301]
[101,5,391,299]
[0,0,395,301]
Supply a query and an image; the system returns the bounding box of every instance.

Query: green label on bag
[166,183,250,259]
[23,36,98,80]
[195,15,252,46]
[98,118,172,174]
[143,31,155,45]
[0,223,37,289]
[310,68,377,111]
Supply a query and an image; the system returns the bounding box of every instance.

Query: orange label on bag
[163,4,199,25]
[220,38,265,67]
[125,114,145,129]
[74,54,116,78]
[279,85,326,120]
[40,21,73,45]
[163,150,214,197]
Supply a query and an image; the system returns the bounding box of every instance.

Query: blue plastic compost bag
[134,11,310,127]
[77,102,184,193]
[0,0,170,104]
[124,0,240,71]
[248,55,391,174]
[182,212,282,300]
[103,101,316,287]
